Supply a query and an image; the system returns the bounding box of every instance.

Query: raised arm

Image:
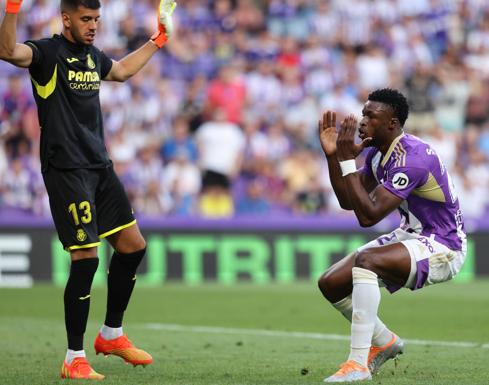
[336,115,401,226]
[0,0,33,67]
[104,0,176,82]
[318,111,352,209]
[319,111,376,210]
[103,42,160,82]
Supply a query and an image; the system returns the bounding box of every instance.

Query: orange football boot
[60,357,105,380]
[94,333,153,367]
[368,333,404,375]
[323,360,372,382]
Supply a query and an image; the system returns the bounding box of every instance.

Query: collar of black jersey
[57,33,90,54]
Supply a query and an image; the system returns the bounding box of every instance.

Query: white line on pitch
[142,323,488,349]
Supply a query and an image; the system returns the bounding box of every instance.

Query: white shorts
[358,228,466,293]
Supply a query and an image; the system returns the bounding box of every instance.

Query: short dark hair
[368,88,409,127]
[61,0,100,11]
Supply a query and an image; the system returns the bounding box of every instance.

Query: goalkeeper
[0,0,176,380]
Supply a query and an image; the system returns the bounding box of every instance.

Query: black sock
[64,258,99,351]
[105,247,145,328]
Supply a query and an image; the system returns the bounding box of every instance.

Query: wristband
[6,0,22,14]
[150,30,168,49]
[339,159,357,176]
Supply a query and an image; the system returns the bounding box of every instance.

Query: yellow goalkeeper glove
[5,0,23,14]
[151,0,177,49]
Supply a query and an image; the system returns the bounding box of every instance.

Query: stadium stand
[1,0,489,219]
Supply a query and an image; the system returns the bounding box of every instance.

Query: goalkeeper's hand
[151,0,177,49]
[5,0,23,14]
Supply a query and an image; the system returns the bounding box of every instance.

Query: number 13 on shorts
[68,201,93,225]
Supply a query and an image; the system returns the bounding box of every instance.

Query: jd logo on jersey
[392,172,409,190]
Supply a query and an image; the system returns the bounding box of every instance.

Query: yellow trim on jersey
[381,133,405,167]
[397,142,407,167]
[67,241,101,251]
[31,64,58,99]
[393,144,406,168]
[393,147,402,168]
[412,172,446,202]
[99,219,137,239]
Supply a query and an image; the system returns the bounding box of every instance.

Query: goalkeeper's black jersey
[25,34,113,171]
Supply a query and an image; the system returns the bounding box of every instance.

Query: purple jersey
[361,133,466,251]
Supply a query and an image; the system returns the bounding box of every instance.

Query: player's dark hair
[61,0,100,11]
[368,88,409,127]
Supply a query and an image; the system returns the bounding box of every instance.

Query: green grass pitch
[1,281,488,384]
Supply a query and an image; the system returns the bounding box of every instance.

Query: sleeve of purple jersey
[358,148,375,179]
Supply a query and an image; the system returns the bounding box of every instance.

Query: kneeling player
[317,89,466,382]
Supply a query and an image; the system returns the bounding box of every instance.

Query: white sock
[333,295,393,347]
[100,325,123,340]
[348,267,380,367]
[65,349,85,365]
[371,319,393,347]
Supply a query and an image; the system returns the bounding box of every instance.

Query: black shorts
[42,165,135,250]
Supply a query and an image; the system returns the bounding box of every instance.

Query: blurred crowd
[1,0,489,220]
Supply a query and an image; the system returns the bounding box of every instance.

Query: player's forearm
[0,13,18,59]
[343,174,381,227]
[108,41,159,82]
[326,154,354,210]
